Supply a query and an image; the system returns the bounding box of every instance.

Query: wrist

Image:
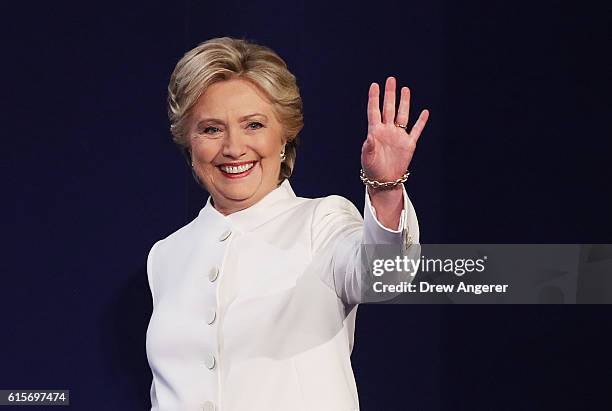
[367,184,404,230]
[360,169,410,190]
[367,184,403,201]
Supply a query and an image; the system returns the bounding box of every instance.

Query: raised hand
[361,76,429,183]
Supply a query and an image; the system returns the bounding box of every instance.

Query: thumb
[362,134,376,155]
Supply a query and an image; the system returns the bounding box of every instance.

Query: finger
[395,86,411,127]
[367,83,381,126]
[382,76,396,124]
[409,109,430,143]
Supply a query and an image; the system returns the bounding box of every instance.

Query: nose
[221,126,247,159]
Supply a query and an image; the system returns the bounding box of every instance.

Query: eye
[247,122,264,130]
[202,126,221,135]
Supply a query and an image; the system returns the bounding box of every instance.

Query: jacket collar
[197,179,299,233]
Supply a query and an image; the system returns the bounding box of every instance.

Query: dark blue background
[2,0,611,410]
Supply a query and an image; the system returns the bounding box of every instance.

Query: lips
[217,161,256,179]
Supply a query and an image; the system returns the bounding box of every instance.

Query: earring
[280,148,286,162]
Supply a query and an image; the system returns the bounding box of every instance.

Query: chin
[221,186,259,203]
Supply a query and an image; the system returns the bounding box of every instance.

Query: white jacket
[146,179,419,411]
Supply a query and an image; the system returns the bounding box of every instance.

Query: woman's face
[187,78,286,215]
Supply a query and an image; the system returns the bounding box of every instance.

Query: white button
[204,353,216,370]
[208,266,219,282]
[219,229,232,241]
[206,308,216,325]
[203,401,215,411]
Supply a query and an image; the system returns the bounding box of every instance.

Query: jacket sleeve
[311,185,419,305]
[146,241,159,307]
[149,379,158,411]
[146,241,159,410]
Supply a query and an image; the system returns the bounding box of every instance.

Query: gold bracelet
[360,169,410,189]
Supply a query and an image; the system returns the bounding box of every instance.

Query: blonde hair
[167,36,303,182]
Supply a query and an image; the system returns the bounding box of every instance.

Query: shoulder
[311,194,363,223]
[147,216,200,268]
[280,193,363,226]
[146,214,203,295]
[307,194,364,251]
[269,193,361,222]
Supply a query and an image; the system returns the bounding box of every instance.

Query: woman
[146,37,429,411]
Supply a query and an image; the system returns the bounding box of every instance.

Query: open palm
[361,76,429,183]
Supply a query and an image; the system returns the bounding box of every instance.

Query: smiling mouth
[217,161,256,178]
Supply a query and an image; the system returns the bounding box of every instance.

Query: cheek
[191,140,221,164]
[256,144,281,169]
[252,131,283,158]
[191,142,222,184]
[259,153,282,180]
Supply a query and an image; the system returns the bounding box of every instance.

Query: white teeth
[220,162,254,174]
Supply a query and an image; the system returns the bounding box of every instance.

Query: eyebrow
[196,113,268,127]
